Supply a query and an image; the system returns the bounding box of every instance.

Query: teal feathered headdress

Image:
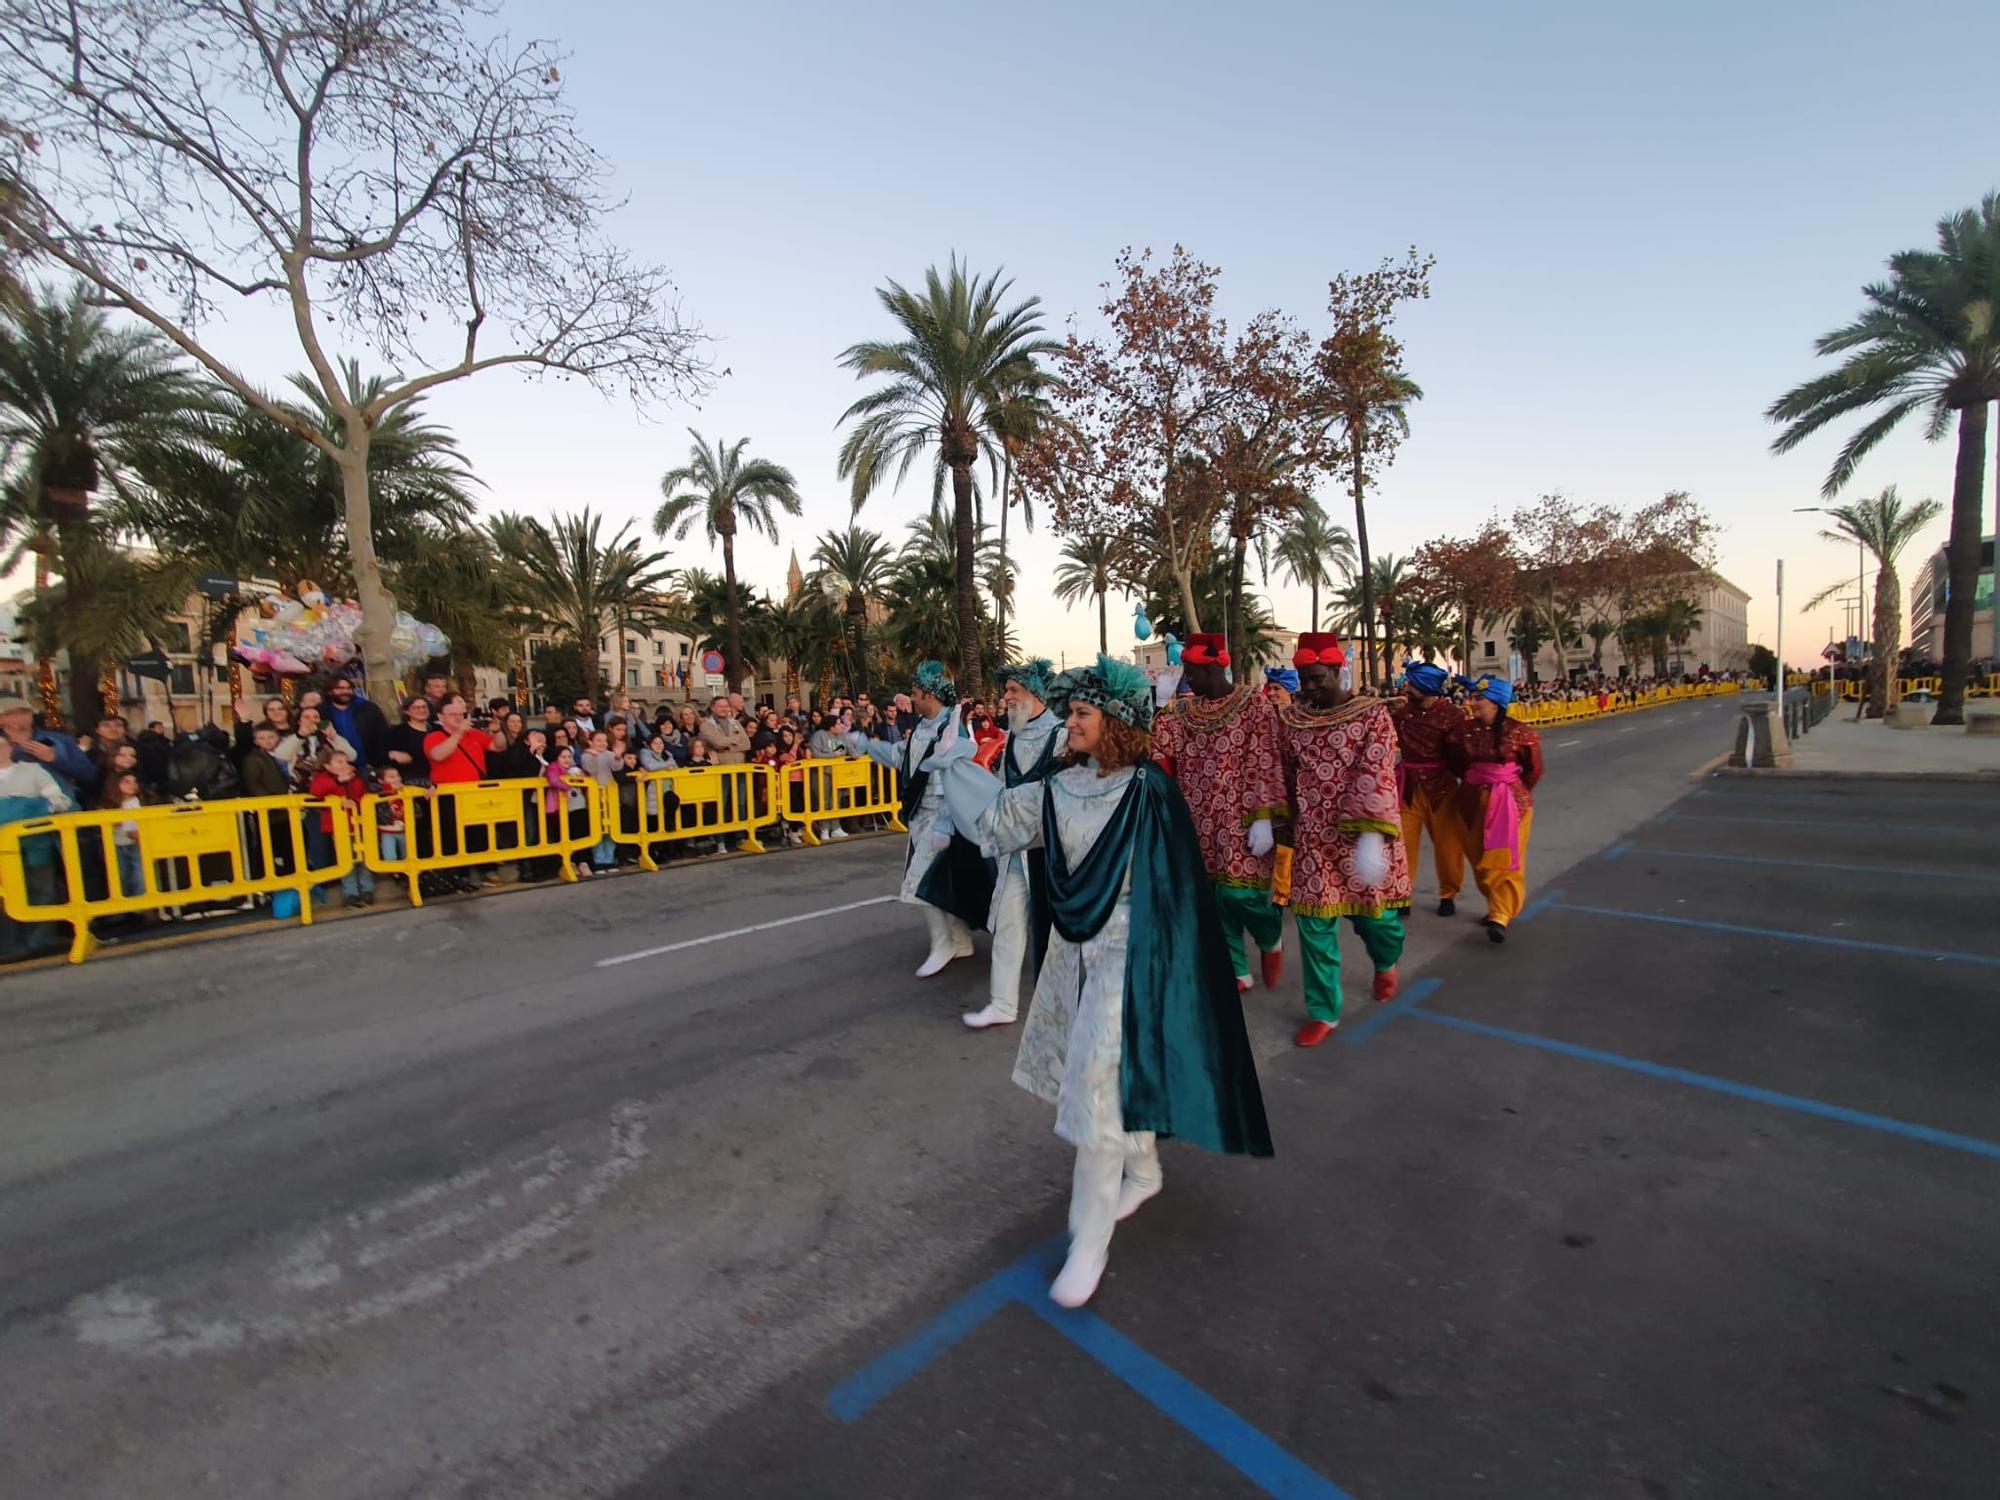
[912,659,959,706]
[995,656,1056,703]
[1065,653,1155,731]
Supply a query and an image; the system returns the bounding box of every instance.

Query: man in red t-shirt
[423,698,494,883]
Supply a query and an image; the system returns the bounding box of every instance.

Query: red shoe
[1372,967,1400,1003]
[1236,974,1252,993]
[1260,947,1284,990]
[1294,1019,1337,1048]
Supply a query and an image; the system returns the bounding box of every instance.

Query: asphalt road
[16,696,1977,1499]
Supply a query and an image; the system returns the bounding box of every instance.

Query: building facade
[1509,572,1752,682]
[1908,539,1996,663]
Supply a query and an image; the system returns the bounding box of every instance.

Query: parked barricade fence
[781,757,906,845]
[0,795,353,963]
[359,778,603,906]
[641,764,778,856]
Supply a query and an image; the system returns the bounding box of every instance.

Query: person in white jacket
[847,661,990,976]
[961,657,1066,1031]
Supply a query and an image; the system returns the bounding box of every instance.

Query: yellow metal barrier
[629,764,778,857]
[0,796,353,963]
[780,757,906,846]
[1510,682,1740,728]
[360,778,602,906]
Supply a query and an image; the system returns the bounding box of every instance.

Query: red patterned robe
[1275,695,1413,919]
[1151,685,1288,891]
[1390,695,1465,808]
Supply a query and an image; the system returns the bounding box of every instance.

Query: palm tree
[672,568,778,684]
[810,524,895,697]
[884,551,973,670]
[1803,486,1944,717]
[1334,553,1413,681]
[1053,534,1122,654]
[655,430,803,692]
[1768,194,2000,725]
[1405,597,1458,664]
[125,364,477,593]
[1140,553,1282,666]
[767,592,843,705]
[0,283,214,726]
[985,382,1053,646]
[1658,597,1703,677]
[1273,502,1356,632]
[899,509,1005,574]
[493,510,677,691]
[837,258,1059,696]
[1584,617,1616,672]
[1321,354,1421,688]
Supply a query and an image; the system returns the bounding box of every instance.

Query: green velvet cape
[1041,761,1274,1157]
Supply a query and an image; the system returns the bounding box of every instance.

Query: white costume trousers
[1067,1137,1163,1255]
[924,905,974,957]
[986,862,1033,1019]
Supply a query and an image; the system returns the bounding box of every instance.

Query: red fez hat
[1292,633,1346,667]
[1182,632,1230,667]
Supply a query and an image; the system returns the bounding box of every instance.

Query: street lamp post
[1797,505,1868,718]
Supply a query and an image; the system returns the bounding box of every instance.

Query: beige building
[1510,571,1752,681]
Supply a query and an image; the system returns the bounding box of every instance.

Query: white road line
[1556,738,1582,748]
[1617,726,1637,734]
[595,895,899,969]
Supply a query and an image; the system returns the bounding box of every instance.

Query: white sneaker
[914,947,960,978]
[829,826,849,840]
[961,1004,1018,1029]
[1049,1243,1109,1308]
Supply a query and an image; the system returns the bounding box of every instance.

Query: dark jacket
[381,723,434,784]
[327,696,391,769]
[239,748,291,799]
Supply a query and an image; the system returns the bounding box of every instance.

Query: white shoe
[829,826,849,840]
[1049,1242,1109,1308]
[962,1004,1017,1029]
[915,947,960,978]
[1116,1176,1162,1222]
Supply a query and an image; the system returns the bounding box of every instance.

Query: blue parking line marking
[827,1254,1042,1421]
[1668,810,1972,834]
[1609,846,2000,884]
[831,1243,1354,1496]
[1405,1009,2000,1161]
[1344,976,1441,1044]
[1602,840,1634,861]
[1514,887,1564,924]
[1544,900,2000,968]
[1028,1300,1353,1499]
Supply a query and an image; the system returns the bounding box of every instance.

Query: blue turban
[1463,674,1513,708]
[912,660,959,706]
[1404,662,1450,697]
[1263,667,1299,693]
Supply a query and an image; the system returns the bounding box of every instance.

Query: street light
[1796,505,1868,718]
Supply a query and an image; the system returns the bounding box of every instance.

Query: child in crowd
[375,765,409,878]
[544,746,594,877]
[306,749,376,907]
[108,769,146,898]
[578,729,619,874]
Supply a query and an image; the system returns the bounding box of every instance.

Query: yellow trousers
[1400,785,1467,901]
[1468,798,1533,928]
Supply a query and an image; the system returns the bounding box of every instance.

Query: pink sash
[1463,761,1524,870]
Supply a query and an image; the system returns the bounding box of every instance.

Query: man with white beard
[961,658,1067,1031]
[847,660,993,976]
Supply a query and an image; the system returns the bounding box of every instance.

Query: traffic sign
[701,650,724,674]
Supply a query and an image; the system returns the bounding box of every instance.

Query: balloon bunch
[235,581,450,678]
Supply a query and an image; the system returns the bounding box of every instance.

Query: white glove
[928,829,953,852]
[1352,830,1389,887]
[1246,818,1275,857]
[1153,666,1183,706]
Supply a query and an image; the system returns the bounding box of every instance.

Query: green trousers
[1298,909,1407,1023]
[1212,883,1284,981]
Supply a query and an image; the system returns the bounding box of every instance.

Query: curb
[1712,766,2000,784]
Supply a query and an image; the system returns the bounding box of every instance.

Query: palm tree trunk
[722,531,744,696]
[54,519,102,734]
[847,591,870,698]
[1934,402,1988,725]
[1866,565,1895,718]
[996,458,1012,646]
[336,431,400,708]
[1309,579,1319,634]
[1227,531,1249,668]
[950,461,984,693]
[1351,433,1376,688]
[1097,587,1108,655]
[30,547,62,730]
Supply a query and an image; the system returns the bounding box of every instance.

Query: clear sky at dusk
[126,0,2000,670]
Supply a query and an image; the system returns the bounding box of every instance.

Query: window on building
[162,620,194,653]
[627,667,643,688]
[625,636,638,653]
[1483,641,1497,658]
[169,665,196,695]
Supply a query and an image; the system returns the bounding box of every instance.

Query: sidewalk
[1783,705,2000,777]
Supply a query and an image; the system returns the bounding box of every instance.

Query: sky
[36,0,2000,671]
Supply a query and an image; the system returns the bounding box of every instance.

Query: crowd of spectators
[2,676,1015,957]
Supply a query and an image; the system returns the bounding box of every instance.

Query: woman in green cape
[950,656,1272,1308]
